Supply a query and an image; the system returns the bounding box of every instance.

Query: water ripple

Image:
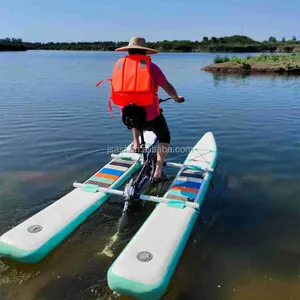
[0,51,299,300]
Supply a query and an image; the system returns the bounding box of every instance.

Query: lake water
[0,51,299,300]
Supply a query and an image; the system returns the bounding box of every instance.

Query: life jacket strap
[108,98,114,118]
[96,78,114,117]
[96,78,111,87]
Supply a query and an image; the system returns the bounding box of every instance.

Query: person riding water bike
[98,37,184,182]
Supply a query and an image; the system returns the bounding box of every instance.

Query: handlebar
[159,97,185,103]
[159,97,172,103]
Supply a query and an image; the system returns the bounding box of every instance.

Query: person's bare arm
[161,81,184,103]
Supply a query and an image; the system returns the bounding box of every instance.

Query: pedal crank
[122,178,137,213]
[122,155,156,213]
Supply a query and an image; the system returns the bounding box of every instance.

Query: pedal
[151,172,169,184]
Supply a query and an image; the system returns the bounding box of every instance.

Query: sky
[1,0,299,43]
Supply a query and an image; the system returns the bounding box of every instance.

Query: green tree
[160,41,172,51]
[202,36,208,42]
[282,37,286,42]
[292,36,297,42]
[269,36,277,43]
[211,37,217,43]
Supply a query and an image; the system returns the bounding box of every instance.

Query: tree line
[1,36,299,53]
[0,38,27,51]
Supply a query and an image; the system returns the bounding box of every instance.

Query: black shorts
[143,112,171,144]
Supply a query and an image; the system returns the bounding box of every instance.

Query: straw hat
[115,37,158,54]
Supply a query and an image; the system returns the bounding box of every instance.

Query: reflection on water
[0,51,299,300]
[212,72,300,80]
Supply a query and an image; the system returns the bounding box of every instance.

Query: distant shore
[202,54,300,75]
[1,35,300,53]
[0,44,27,51]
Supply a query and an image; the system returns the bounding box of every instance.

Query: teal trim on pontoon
[108,136,218,299]
[0,162,141,263]
[0,194,110,263]
[108,208,199,300]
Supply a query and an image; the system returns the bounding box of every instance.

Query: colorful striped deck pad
[166,170,204,202]
[85,158,136,188]
[105,165,128,172]
[173,179,201,189]
[101,168,124,177]
[90,176,114,185]
[181,170,204,179]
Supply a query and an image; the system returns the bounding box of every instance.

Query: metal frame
[74,136,215,212]
[73,98,214,212]
[121,131,158,211]
[73,182,200,209]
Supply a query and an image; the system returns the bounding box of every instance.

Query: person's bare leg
[132,128,140,151]
[153,143,169,178]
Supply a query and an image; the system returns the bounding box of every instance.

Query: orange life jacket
[96,55,159,116]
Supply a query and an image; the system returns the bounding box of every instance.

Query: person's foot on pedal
[152,177,163,183]
[152,171,169,183]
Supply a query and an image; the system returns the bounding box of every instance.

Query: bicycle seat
[122,104,146,130]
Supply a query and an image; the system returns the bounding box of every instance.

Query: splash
[97,178,170,259]
[98,213,128,258]
[99,231,119,258]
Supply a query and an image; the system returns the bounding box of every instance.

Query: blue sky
[1,0,299,42]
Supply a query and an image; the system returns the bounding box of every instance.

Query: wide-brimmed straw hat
[115,37,158,54]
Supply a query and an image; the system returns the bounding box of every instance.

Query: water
[0,51,299,300]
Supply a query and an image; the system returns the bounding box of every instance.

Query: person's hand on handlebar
[161,81,185,104]
[174,96,184,103]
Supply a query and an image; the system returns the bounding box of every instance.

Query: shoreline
[202,62,300,75]
[3,48,298,54]
[2,35,299,53]
[0,45,27,52]
[202,54,300,75]
[24,47,300,53]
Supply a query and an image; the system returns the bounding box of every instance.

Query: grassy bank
[202,54,300,74]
